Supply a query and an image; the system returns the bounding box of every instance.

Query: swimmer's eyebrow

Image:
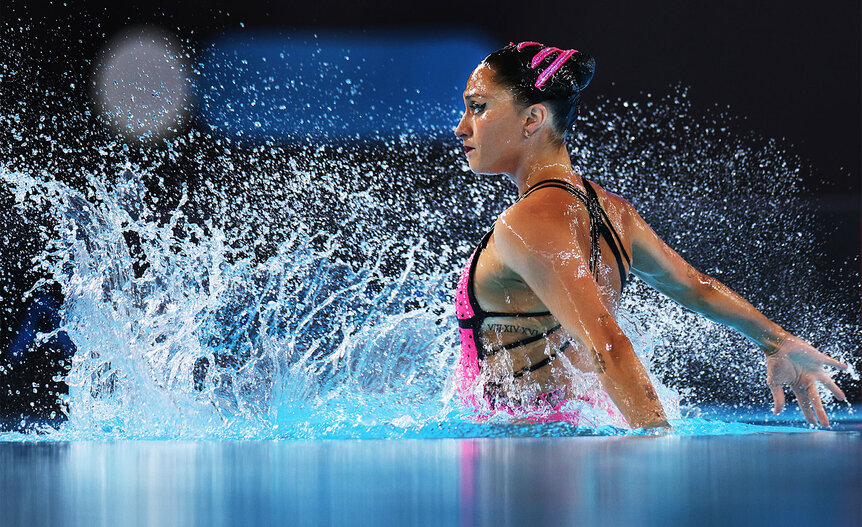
[463,92,485,100]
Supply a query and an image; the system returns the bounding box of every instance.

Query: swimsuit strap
[523,177,630,288]
[581,178,632,271]
[479,324,563,361]
[512,341,571,378]
[582,178,629,263]
[522,178,590,202]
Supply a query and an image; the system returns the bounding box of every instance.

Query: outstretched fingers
[820,355,849,371]
[770,385,785,415]
[817,372,846,402]
[807,384,830,427]
[791,385,817,425]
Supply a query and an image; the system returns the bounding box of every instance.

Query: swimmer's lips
[462,146,475,156]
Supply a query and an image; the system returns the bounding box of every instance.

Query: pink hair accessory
[511,41,580,90]
[529,46,560,68]
[515,41,542,51]
[533,49,576,89]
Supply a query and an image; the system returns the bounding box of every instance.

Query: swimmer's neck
[506,142,576,196]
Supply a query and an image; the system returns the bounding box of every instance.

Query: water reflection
[459,434,861,526]
[1,435,859,526]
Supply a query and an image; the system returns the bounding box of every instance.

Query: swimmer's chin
[461,160,506,177]
[470,167,507,177]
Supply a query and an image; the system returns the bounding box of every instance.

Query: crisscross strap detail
[521,177,630,288]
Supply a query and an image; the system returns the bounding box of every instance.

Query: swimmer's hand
[766,334,848,427]
[640,419,673,435]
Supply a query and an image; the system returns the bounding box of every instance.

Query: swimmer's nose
[454,113,470,138]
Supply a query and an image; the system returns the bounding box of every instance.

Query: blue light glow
[198,31,495,141]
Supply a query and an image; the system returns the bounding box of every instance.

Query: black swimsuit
[455,177,631,378]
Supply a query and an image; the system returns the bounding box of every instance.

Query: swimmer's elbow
[591,330,637,372]
[683,273,722,312]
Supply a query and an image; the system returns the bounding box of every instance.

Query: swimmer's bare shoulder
[585,179,637,222]
[498,183,591,238]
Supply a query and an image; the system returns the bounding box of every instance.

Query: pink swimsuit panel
[454,251,482,407]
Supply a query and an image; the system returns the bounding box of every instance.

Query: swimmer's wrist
[759,328,788,357]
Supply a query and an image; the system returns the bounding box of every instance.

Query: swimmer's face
[454,63,527,176]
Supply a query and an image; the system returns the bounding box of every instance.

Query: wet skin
[453,62,848,429]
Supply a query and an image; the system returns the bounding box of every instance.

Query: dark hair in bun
[483,42,595,140]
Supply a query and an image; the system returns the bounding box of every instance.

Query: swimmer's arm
[628,206,849,425]
[627,206,787,354]
[496,201,668,430]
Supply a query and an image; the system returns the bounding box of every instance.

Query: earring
[524,130,530,138]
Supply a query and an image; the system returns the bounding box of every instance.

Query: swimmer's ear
[523,103,551,137]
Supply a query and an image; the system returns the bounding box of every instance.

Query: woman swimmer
[452,42,849,430]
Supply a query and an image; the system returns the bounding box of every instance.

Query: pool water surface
[2,416,859,527]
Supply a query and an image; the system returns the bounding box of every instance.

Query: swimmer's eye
[470,103,486,114]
